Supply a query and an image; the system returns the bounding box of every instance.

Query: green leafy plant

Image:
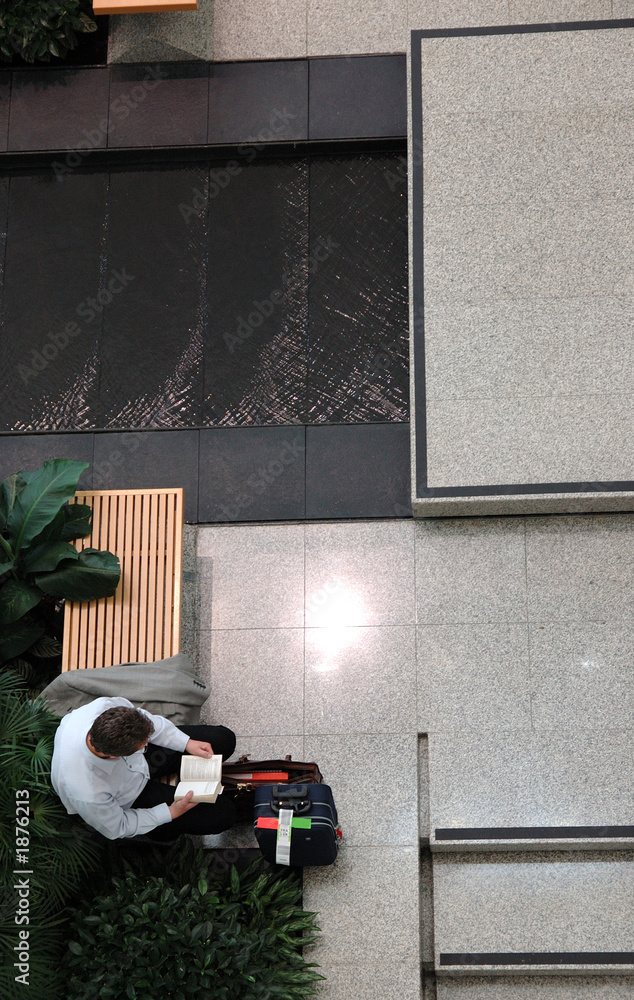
[0,0,97,64]
[64,839,325,1000]
[0,671,105,1000]
[0,459,121,687]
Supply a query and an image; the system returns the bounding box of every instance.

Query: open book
[174,755,223,803]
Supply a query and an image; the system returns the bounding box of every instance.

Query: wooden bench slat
[61,488,184,671]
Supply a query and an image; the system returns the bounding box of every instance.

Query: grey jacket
[38,653,209,726]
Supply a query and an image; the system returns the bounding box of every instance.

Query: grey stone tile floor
[193,514,634,999]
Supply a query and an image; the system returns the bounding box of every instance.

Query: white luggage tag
[276,808,293,866]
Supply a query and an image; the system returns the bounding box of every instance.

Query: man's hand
[185,739,213,758]
[169,790,199,820]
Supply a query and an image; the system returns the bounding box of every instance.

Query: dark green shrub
[0,0,97,64]
[0,671,105,1000]
[64,843,325,1000]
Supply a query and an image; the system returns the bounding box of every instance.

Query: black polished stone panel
[306,154,409,422]
[0,171,107,431]
[108,64,209,148]
[0,432,93,489]
[208,60,308,144]
[306,423,410,519]
[309,56,406,140]
[0,73,11,152]
[7,68,109,152]
[204,157,309,425]
[93,430,199,522]
[98,165,207,429]
[199,426,304,522]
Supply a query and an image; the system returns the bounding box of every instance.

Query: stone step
[428,732,634,852]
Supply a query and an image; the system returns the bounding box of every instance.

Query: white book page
[174,780,222,800]
[180,754,222,782]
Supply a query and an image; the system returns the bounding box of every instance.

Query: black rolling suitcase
[254,783,341,866]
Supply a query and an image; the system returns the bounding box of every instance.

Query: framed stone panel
[409,18,634,515]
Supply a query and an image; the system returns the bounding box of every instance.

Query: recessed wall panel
[0,171,106,431]
[204,157,309,425]
[307,154,409,423]
[99,166,206,428]
[410,23,634,514]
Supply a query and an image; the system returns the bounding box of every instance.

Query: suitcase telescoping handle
[270,784,311,815]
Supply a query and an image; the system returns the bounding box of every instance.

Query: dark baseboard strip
[435,826,634,841]
[440,953,634,966]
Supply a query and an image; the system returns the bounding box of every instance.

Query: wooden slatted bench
[62,488,184,671]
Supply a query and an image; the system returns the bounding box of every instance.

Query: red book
[227,772,289,782]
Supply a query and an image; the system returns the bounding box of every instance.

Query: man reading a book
[51,696,236,841]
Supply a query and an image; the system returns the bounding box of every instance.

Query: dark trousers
[132,725,237,840]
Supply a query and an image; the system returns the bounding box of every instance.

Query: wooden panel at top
[93,0,197,13]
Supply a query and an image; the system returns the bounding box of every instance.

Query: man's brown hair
[88,707,154,757]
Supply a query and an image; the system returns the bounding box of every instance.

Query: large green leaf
[0,471,26,531]
[22,541,79,575]
[35,548,120,602]
[0,579,42,624]
[0,618,45,662]
[60,503,93,541]
[31,501,93,546]
[6,459,89,554]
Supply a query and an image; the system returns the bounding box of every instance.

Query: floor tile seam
[203,622,421,631]
[421,728,634,740]
[416,617,632,625]
[303,730,420,737]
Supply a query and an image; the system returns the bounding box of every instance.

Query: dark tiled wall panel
[0,432,94,489]
[100,166,207,428]
[0,171,107,432]
[205,158,309,425]
[306,423,411,519]
[92,429,199,521]
[199,426,305,522]
[308,56,407,140]
[0,424,410,522]
[8,68,110,153]
[0,55,405,154]
[108,64,209,148]
[307,154,409,422]
[208,61,308,144]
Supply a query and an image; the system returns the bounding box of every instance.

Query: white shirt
[50,696,189,840]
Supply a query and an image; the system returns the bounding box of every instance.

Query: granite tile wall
[411,21,634,515]
[107,0,627,64]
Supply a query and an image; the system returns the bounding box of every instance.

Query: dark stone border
[435,826,634,841]
[0,55,406,157]
[440,953,634,966]
[0,424,411,523]
[411,20,634,500]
